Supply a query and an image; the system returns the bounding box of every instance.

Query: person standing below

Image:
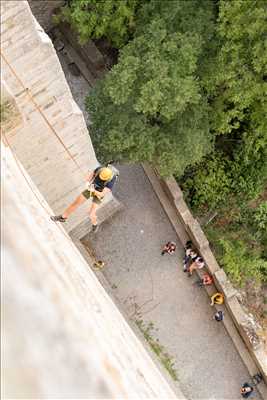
[195,273,213,287]
[214,310,224,322]
[210,292,224,306]
[183,240,193,271]
[240,383,254,398]
[188,256,205,276]
[51,165,117,233]
[161,241,176,256]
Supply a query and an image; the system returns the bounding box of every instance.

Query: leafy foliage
[136,319,178,381]
[180,154,232,209]
[56,0,141,47]
[0,101,9,123]
[253,202,267,233]
[219,239,267,285]
[77,0,266,292]
[207,0,267,136]
[181,132,267,210]
[86,0,216,176]
[180,0,267,209]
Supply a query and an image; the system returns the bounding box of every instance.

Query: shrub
[219,239,267,285]
[56,0,142,48]
[180,155,232,210]
[253,201,267,233]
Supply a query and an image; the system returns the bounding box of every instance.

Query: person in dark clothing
[252,373,263,385]
[51,166,117,233]
[240,383,254,398]
[183,241,193,271]
[214,310,224,322]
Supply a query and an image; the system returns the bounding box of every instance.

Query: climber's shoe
[92,224,99,233]
[50,215,67,223]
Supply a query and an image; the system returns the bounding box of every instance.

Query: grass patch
[0,101,11,123]
[135,319,178,381]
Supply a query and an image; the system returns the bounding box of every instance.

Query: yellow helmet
[99,167,113,181]
[211,292,224,305]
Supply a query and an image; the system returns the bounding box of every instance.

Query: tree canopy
[86,0,216,176]
[56,0,142,48]
[182,0,267,208]
[61,0,267,296]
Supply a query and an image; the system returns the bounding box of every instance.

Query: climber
[51,165,118,233]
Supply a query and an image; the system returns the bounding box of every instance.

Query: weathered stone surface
[1,1,100,233]
[187,219,209,251]
[163,176,183,202]
[158,172,267,386]
[214,269,238,299]
[200,247,221,273]
[2,144,179,399]
[174,197,190,217]
[227,297,263,352]
[58,22,105,72]
[1,83,23,135]
[28,0,64,32]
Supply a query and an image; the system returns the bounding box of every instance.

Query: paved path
[84,164,261,400]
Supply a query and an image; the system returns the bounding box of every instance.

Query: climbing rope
[1,50,104,267]
[2,131,104,268]
[0,50,86,177]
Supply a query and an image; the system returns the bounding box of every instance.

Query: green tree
[219,239,267,285]
[181,0,267,209]
[56,0,141,48]
[208,0,267,136]
[86,0,216,176]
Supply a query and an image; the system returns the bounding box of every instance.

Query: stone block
[253,347,267,381]
[173,197,190,217]
[162,177,183,202]
[200,248,221,274]
[59,22,105,70]
[187,219,209,251]
[28,0,64,32]
[227,297,262,351]
[214,269,237,299]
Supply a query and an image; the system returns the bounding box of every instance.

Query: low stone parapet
[148,166,267,387]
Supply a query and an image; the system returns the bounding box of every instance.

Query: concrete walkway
[83,164,261,400]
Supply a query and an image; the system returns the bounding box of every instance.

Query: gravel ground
[83,164,261,400]
[56,49,91,125]
[57,55,262,400]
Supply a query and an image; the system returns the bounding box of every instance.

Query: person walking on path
[161,241,176,255]
[51,165,118,233]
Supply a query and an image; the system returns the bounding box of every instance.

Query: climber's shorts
[82,189,101,205]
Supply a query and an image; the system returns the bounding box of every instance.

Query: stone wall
[2,145,179,399]
[160,175,267,385]
[27,0,64,32]
[1,1,106,233]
